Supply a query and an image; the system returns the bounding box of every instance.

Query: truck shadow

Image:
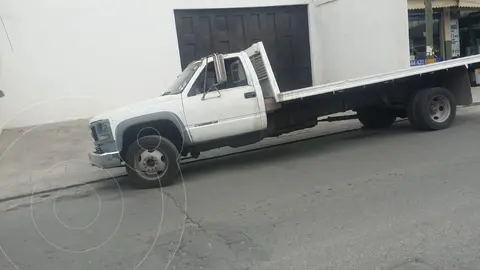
[179,109,480,184]
[93,123,410,193]
[96,111,480,191]
[179,121,415,183]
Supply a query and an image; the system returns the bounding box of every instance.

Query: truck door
[182,55,263,143]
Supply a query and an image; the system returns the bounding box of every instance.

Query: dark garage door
[174,5,312,92]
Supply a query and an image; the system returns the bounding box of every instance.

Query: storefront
[459,11,480,56]
[408,11,443,65]
[407,0,478,65]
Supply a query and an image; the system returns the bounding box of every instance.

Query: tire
[357,107,396,129]
[126,135,180,188]
[407,87,456,131]
[406,91,423,130]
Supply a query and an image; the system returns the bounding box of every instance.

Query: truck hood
[90,94,182,125]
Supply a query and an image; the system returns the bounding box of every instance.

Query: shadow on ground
[50,109,480,198]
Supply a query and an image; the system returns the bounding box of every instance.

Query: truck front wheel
[407,87,456,131]
[126,135,180,188]
[357,107,396,129]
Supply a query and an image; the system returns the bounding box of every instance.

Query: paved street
[2,106,480,270]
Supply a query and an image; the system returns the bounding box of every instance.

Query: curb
[0,175,128,204]
[461,101,480,108]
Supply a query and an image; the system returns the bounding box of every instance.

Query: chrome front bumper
[88,151,123,168]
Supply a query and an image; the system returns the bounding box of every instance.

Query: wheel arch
[380,66,473,110]
[441,66,473,106]
[115,112,192,157]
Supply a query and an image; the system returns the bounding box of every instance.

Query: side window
[228,59,248,88]
[187,56,248,97]
[188,62,216,97]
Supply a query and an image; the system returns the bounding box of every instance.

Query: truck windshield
[162,61,202,96]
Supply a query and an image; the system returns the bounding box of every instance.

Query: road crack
[162,190,265,269]
[162,191,205,230]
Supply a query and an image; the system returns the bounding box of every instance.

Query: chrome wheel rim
[429,95,451,123]
[134,149,168,181]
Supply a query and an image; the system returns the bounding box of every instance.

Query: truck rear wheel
[357,107,396,129]
[126,135,180,188]
[407,87,456,131]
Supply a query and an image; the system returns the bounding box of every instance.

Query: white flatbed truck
[88,42,480,187]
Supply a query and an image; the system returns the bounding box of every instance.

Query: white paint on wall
[0,0,409,129]
[314,0,410,83]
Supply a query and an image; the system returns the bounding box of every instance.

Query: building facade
[0,0,409,130]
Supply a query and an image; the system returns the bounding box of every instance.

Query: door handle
[202,90,221,100]
[244,91,257,99]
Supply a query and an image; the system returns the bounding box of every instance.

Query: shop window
[408,11,442,61]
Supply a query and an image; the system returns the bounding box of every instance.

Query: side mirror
[213,53,227,85]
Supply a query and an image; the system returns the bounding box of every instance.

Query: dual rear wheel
[357,87,456,131]
[406,87,456,130]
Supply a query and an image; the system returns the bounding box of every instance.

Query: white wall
[314,0,410,83]
[0,0,409,129]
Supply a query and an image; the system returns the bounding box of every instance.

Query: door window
[188,57,248,97]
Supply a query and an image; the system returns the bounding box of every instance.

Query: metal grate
[95,144,104,154]
[249,53,268,81]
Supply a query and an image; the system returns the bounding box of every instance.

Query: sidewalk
[1,88,479,201]
[0,120,127,201]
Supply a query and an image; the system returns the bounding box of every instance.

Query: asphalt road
[3,107,480,270]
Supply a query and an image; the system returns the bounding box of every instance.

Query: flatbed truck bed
[277,54,480,102]
[88,41,480,187]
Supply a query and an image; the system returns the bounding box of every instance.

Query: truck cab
[89,43,277,188]
[179,51,268,143]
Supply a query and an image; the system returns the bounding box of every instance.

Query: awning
[458,0,480,8]
[408,0,480,10]
[409,0,457,10]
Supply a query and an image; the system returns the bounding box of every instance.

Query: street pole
[425,0,435,64]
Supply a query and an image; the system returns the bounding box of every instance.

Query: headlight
[96,122,109,134]
[90,120,112,141]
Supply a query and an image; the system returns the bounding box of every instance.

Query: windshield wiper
[162,91,171,96]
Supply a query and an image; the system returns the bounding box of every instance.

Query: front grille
[95,144,104,154]
[90,126,98,141]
